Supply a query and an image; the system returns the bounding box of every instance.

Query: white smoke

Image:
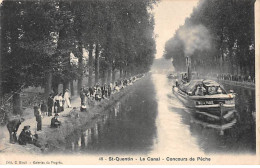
[177,24,211,56]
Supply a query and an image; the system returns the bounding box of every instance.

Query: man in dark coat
[101,84,108,99]
[51,113,61,128]
[89,87,94,97]
[107,84,112,97]
[80,87,86,105]
[84,87,89,97]
[18,125,34,145]
[18,125,41,147]
[47,94,54,116]
[33,102,40,117]
[40,100,48,116]
[6,118,25,143]
[35,112,42,131]
[34,103,42,131]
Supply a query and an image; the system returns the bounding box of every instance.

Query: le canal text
[98,156,211,162]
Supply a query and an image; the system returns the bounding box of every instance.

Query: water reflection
[151,74,202,155]
[71,79,158,154]
[65,74,255,155]
[165,76,256,154]
[114,102,120,117]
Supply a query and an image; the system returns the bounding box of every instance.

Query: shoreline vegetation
[163,0,255,83]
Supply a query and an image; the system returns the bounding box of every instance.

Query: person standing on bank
[53,93,59,113]
[54,93,63,113]
[58,93,64,112]
[6,118,25,143]
[175,78,179,87]
[80,87,86,105]
[33,102,40,117]
[35,104,42,131]
[47,94,54,116]
[40,100,48,117]
[64,89,71,108]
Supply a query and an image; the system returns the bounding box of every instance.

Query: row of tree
[164,0,255,77]
[0,0,156,115]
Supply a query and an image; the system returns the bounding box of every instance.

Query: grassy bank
[16,75,147,154]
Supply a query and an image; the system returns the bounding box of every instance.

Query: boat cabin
[179,79,227,96]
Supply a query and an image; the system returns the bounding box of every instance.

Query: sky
[153,0,199,59]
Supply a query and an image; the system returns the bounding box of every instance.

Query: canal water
[65,73,256,155]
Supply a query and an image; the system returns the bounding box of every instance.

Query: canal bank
[60,73,256,155]
[0,75,147,154]
[64,73,158,155]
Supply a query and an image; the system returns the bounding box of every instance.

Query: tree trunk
[88,44,94,87]
[101,70,105,85]
[119,69,123,79]
[95,44,99,84]
[70,80,74,96]
[44,72,52,101]
[0,7,3,105]
[13,92,22,115]
[75,9,84,94]
[124,70,127,78]
[77,74,82,93]
[107,66,112,84]
[0,43,2,104]
[77,44,83,94]
[112,68,116,83]
[81,134,85,148]
[53,83,59,95]
[0,66,2,105]
[63,81,69,94]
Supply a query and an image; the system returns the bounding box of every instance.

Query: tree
[0,0,157,117]
[164,0,255,77]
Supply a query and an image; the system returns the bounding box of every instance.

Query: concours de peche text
[101,157,211,162]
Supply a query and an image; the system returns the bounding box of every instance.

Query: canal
[65,73,256,155]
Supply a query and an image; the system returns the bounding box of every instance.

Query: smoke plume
[177,24,211,56]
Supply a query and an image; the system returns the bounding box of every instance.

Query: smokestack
[186,56,192,82]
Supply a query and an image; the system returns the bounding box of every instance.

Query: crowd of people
[6,74,144,147]
[5,89,71,146]
[183,72,255,83]
[216,73,255,83]
[79,76,139,112]
[30,88,71,132]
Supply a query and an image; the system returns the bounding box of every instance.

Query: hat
[81,105,87,108]
[54,113,59,116]
[23,125,30,130]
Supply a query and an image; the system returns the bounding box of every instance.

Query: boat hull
[172,86,238,128]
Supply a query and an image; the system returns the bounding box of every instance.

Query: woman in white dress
[64,89,71,108]
[57,93,63,112]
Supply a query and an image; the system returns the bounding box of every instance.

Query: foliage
[0,0,157,114]
[164,0,255,77]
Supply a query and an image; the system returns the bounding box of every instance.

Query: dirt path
[0,95,81,154]
[0,76,145,154]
